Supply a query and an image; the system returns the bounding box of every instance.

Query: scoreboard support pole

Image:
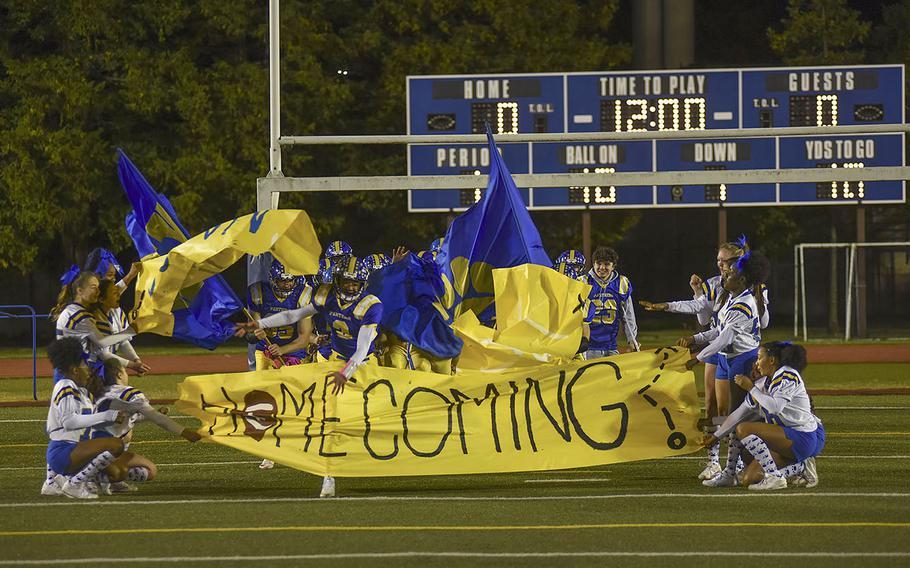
[855,206,868,338]
[717,208,727,248]
[582,212,591,264]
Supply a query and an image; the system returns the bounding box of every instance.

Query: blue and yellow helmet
[553,261,580,280]
[429,237,445,253]
[418,250,438,262]
[555,249,586,270]
[324,240,353,259]
[333,256,370,303]
[316,257,334,285]
[366,253,391,271]
[268,259,300,300]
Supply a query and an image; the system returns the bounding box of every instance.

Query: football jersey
[585,270,633,351]
[92,306,131,358]
[746,366,820,433]
[312,284,383,360]
[248,281,313,357]
[696,288,761,358]
[46,379,95,442]
[94,384,148,438]
[54,303,97,358]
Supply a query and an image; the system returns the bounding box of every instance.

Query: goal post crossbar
[278,124,910,146]
[256,166,910,210]
[793,241,910,341]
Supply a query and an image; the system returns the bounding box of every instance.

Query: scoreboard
[406,65,904,211]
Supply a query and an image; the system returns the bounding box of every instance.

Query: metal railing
[0,305,47,400]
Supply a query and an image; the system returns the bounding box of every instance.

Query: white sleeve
[714,399,760,439]
[693,326,720,347]
[667,294,711,315]
[258,304,317,329]
[137,404,186,435]
[116,339,140,362]
[340,325,379,379]
[74,318,136,348]
[696,326,735,362]
[98,350,130,366]
[621,296,638,344]
[61,410,119,431]
[749,381,794,415]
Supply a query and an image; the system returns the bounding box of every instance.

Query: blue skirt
[785,422,826,463]
[46,440,77,473]
[716,348,759,381]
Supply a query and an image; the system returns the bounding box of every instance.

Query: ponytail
[763,341,808,372]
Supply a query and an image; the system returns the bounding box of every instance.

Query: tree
[0,0,631,280]
[766,0,872,334]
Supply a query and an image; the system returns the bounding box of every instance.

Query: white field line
[524,478,609,483]
[0,552,909,564]
[2,492,910,508]
[1,455,908,473]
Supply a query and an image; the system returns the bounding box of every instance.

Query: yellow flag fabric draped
[131,210,321,337]
[177,348,701,477]
[452,264,590,371]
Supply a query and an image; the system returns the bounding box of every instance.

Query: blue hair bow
[60,264,80,285]
[94,249,123,277]
[736,234,750,253]
[734,234,751,271]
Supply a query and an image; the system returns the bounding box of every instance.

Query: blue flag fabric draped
[368,253,463,359]
[436,126,552,324]
[117,149,243,349]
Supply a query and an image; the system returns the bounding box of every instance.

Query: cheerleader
[702,342,823,490]
[83,247,140,291]
[42,338,126,499]
[91,359,201,492]
[640,240,747,480]
[50,270,138,371]
[91,279,150,375]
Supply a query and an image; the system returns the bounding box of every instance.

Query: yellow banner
[177,348,701,477]
[453,265,590,371]
[131,210,321,336]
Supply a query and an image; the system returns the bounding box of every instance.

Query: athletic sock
[708,440,720,465]
[779,462,805,478]
[46,464,58,483]
[742,434,782,478]
[127,467,149,482]
[71,451,115,484]
[723,436,743,475]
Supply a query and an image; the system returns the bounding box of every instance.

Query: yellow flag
[131,210,321,337]
[177,348,701,477]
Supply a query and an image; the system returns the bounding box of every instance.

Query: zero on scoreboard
[406,64,904,212]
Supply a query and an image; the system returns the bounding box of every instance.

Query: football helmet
[333,256,370,303]
[366,253,391,271]
[555,249,586,270]
[553,261,580,280]
[324,240,353,260]
[418,250,438,262]
[316,257,334,285]
[269,260,300,301]
[429,237,445,253]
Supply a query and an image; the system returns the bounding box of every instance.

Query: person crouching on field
[702,342,823,490]
[43,338,127,500]
[90,359,202,493]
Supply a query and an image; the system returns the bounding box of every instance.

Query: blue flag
[436,127,551,324]
[117,149,243,350]
[368,253,463,359]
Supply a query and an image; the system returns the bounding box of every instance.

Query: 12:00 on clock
[600,98,707,132]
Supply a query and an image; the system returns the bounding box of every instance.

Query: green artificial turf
[0,395,908,566]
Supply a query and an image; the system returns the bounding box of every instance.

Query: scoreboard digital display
[406,65,904,211]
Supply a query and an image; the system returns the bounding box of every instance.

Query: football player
[583,247,639,358]
[236,256,383,497]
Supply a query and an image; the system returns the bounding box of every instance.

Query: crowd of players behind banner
[42,236,824,499]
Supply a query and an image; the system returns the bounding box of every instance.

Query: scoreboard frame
[406,64,905,212]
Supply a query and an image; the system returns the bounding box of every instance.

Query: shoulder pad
[314,284,332,307]
[354,294,381,318]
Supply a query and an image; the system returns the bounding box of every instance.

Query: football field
[1,365,909,566]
